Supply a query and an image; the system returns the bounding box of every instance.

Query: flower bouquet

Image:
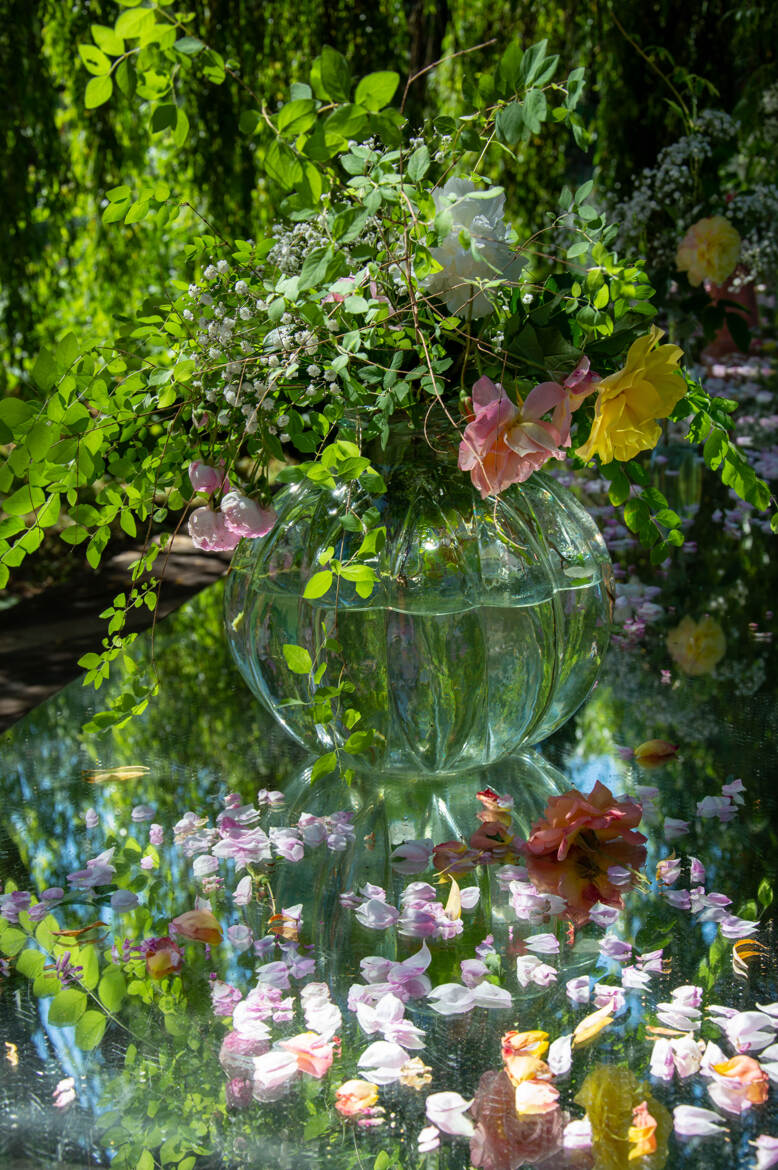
[0,35,775,742]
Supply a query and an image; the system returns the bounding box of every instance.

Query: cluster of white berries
[180,252,345,444]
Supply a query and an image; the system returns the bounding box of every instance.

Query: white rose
[425,178,522,317]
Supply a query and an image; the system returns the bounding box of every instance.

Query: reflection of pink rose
[219,1030,270,1077]
[520,783,646,925]
[279,1031,334,1079]
[470,1069,565,1169]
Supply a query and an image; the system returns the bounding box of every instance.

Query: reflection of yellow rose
[666,615,726,676]
[576,327,685,464]
[676,215,741,287]
[575,1065,671,1170]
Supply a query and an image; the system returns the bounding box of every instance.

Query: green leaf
[48,987,87,1026]
[758,878,773,909]
[55,332,80,369]
[115,7,153,37]
[264,139,303,190]
[33,973,62,997]
[0,398,35,429]
[282,644,313,674]
[607,470,630,507]
[406,144,430,182]
[172,108,190,147]
[319,45,351,103]
[344,729,374,753]
[354,71,399,111]
[78,945,100,991]
[151,103,177,133]
[91,24,124,55]
[16,949,45,979]
[276,98,317,136]
[311,751,337,782]
[75,1010,107,1051]
[85,75,114,109]
[32,347,58,392]
[495,101,524,145]
[303,570,333,599]
[174,36,205,55]
[124,200,150,225]
[137,1153,155,1170]
[3,484,45,515]
[78,43,111,75]
[522,88,548,134]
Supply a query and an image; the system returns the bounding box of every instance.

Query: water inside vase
[229,574,608,775]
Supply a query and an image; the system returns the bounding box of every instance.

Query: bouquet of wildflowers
[0,40,774,730]
[606,107,778,348]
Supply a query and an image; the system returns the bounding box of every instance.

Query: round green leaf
[48,987,87,1026]
[15,948,45,978]
[75,1010,107,1051]
[282,644,313,674]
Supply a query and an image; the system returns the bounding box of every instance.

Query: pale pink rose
[458,376,571,498]
[220,491,276,538]
[188,507,240,552]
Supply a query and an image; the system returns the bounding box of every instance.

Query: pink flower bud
[189,461,228,495]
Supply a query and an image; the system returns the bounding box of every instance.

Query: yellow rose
[576,327,685,464]
[666,615,726,676]
[676,215,741,287]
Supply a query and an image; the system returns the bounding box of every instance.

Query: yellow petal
[572,1004,613,1047]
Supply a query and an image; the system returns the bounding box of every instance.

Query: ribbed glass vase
[224,425,613,775]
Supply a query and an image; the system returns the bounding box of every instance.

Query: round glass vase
[224,424,614,775]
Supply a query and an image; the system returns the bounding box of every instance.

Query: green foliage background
[3,0,777,393]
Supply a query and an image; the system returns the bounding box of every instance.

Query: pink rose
[188,507,240,552]
[220,492,277,538]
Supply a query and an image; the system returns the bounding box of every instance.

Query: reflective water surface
[1,457,778,1169]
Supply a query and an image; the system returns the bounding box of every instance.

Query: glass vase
[224,424,613,774]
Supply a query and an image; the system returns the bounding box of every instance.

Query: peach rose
[335,1079,380,1118]
[170,909,223,944]
[520,782,646,924]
